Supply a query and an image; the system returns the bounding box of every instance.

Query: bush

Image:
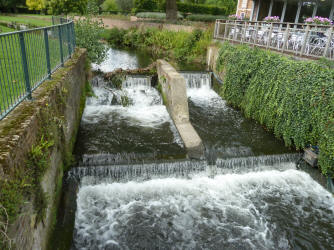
[136,12,183,19]
[134,0,157,12]
[103,26,213,65]
[186,14,226,22]
[75,16,107,63]
[216,42,334,177]
[115,0,133,12]
[177,2,228,15]
[101,0,118,11]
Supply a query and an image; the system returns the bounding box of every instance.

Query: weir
[50,48,334,250]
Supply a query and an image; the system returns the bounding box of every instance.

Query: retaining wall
[0,49,87,250]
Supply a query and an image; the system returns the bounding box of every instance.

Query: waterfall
[122,75,151,89]
[68,154,301,185]
[181,72,211,89]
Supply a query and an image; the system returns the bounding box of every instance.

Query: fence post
[323,26,333,58]
[72,22,76,49]
[301,25,310,56]
[18,32,32,100]
[58,25,64,66]
[267,22,274,49]
[282,23,290,52]
[44,28,52,79]
[67,24,72,57]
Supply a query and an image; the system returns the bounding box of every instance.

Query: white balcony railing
[214,20,334,60]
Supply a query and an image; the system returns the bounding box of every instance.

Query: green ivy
[216,42,334,177]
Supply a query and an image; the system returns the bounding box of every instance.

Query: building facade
[236,0,334,22]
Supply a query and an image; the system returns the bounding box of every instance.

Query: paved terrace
[214,19,334,59]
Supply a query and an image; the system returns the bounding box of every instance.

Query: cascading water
[71,161,334,250]
[52,49,334,250]
[74,74,185,163]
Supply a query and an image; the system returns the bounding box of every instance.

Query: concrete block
[157,60,204,159]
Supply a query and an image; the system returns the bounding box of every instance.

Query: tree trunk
[166,0,177,21]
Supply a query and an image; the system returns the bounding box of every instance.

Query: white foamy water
[92,48,140,73]
[183,72,227,108]
[82,84,169,128]
[82,79,183,146]
[74,169,334,249]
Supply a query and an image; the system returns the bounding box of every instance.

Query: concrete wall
[156,60,204,159]
[0,49,87,250]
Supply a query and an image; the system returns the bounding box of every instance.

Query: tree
[166,0,177,21]
[115,0,133,12]
[47,0,88,15]
[0,0,26,12]
[26,0,46,10]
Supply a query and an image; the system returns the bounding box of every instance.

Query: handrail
[0,16,76,120]
[214,19,334,60]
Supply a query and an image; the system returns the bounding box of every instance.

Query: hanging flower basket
[263,16,280,23]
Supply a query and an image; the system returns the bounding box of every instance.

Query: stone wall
[156,60,204,159]
[0,49,87,250]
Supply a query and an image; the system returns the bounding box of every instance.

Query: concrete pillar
[268,0,274,16]
[295,0,302,24]
[256,0,261,21]
[156,60,204,159]
[281,0,287,22]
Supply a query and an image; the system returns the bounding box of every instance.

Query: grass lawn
[0,25,16,34]
[0,14,52,27]
[0,24,71,118]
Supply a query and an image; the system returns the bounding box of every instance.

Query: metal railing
[0,17,76,120]
[214,20,334,60]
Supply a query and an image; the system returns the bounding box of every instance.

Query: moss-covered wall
[0,48,87,250]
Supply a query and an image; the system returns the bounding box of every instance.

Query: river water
[51,48,334,250]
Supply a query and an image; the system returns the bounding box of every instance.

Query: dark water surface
[50,48,334,250]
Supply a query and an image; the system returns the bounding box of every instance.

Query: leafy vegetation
[177,2,229,15]
[75,16,107,64]
[47,0,88,14]
[0,25,16,33]
[186,14,226,22]
[216,42,334,177]
[103,26,213,66]
[136,12,183,19]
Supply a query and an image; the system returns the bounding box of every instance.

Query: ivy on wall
[216,42,334,177]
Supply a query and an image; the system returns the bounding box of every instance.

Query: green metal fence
[0,17,75,120]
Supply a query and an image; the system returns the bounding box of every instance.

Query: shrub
[177,2,228,15]
[103,26,213,65]
[216,42,334,177]
[115,0,133,12]
[101,0,118,11]
[75,16,107,63]
[186,14,226,22]
[136,12,183,19]
[134,0,157,12]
